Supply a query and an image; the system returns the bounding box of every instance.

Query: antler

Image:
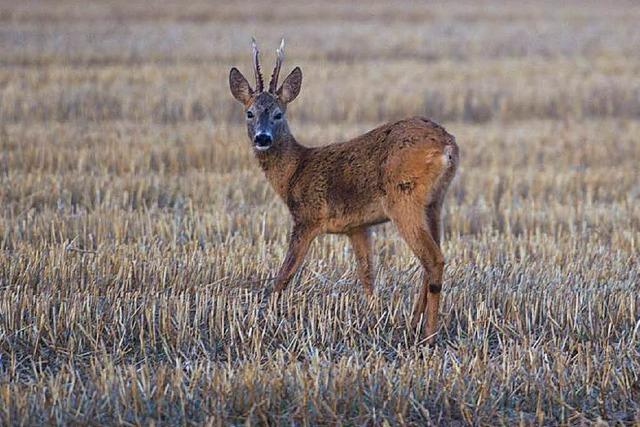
[269,38,285,94]
[252,37,264,93]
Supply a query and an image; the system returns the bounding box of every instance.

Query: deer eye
[273,112,283,120]
[246,111,254,119]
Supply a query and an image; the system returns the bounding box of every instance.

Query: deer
[228,38,459,341]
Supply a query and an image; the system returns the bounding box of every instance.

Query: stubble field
[0,1,639,425]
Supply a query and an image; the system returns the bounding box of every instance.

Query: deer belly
[325,200,388,233]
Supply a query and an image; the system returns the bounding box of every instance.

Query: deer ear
[229,67,253,106]
[277,67,302,104]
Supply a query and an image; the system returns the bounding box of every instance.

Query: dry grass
[1,0,639,425]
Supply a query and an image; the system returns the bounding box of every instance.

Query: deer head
[229,38,302,152]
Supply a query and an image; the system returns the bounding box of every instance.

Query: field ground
[0,0,639,425]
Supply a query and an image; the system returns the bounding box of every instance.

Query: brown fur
[229,43,459,342]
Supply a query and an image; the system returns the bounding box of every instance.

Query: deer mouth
[253,133,273,151]
[254,142,272,151]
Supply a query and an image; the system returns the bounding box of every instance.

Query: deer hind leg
[423,202,444,340]
[425,201,442,247]
[409,202,443,325]
[386,202,445,341]
[383,143,452,340]
[347,226,375,296]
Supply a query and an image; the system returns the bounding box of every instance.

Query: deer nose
[254,133,273,149]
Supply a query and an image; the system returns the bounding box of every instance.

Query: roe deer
[229,39,459,341]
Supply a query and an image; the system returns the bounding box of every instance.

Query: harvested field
[0,1,639,424]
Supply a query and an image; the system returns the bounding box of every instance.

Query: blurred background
[3,1,640,126]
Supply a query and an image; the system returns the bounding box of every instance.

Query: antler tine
[252,37,264,92]
[269,38,285,94]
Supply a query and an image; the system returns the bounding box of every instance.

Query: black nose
[254,133,272,147]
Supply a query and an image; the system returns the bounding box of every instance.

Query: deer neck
[255,134,306,199]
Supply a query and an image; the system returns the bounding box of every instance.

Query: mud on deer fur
[229,38,459,342]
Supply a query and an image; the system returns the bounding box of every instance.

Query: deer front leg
[347,226,375,296]
[272,224,317,293]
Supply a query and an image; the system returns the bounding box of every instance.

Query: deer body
[229,39,458,341]
[259,117,457,233]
